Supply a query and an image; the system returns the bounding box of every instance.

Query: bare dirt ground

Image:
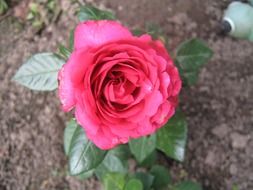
[0,0,252,190]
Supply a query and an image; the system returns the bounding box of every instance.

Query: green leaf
[145,23,167,43]
[124,179,143,190]
[29,3,39,14]
[134,172,154,190]
[175,38,213,85]
[178,70,198,86]
[95,152,128,180]
[94,145,130,179]
[58,44,71,60]
[132,28,145,36]
[129,135,156,163]
[0,0,8,15]
[150,165,171,189]
[103,172,126,190]
[176,38,213,70]
[46,0,56,11]
[26,12,34,20]
[139,150,157,168]
[76,169,94,180]
[78,5,115,22]
[156,111,188,162]
[110,144,131,161]
[232,185,239,190]
[64,119,79,156]
[132,24,167,44]
[13,53,64,91]
[68,124,107,175]
[172,181,202,190]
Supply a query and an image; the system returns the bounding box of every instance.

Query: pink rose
[58,20,182,150]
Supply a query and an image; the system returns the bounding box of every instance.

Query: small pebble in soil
[230,132,250,149]
[229,164,238,175]
[211,124,230,139]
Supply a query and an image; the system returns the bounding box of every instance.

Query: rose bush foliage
[58,20,182,149]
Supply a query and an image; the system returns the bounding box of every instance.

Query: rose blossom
[58,20,181,150]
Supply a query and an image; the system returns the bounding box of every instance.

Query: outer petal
[75,104,99,135]
[151,101,174,126]
[139,34,174,66]
[58,63,75,112]
[137,117,155,136]
[58,50,92,111]
[74,20,132,50]
[86,129,114,150]
[86,127,127,150]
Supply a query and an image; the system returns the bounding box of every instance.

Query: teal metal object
[222,1,253,41]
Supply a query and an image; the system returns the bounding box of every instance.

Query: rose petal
[144,90,163,116]
[137,117,156,136]
[139,34,174,66]
[151,101,174,126]
[159,72,171,98]
[58,63,75,112]
[86,125,128,150]
[74,20,132,50]
[86,129,115,150]
[75,102,99,136]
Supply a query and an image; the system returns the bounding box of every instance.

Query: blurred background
[0,0,252,190]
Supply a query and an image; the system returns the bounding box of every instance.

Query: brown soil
[0,0,252,190]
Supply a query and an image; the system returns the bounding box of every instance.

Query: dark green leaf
[150,165,171,189]
[134,172,154,190]
[129,135,156,163]
[13,53,65,91]
[175,38,213,85]
[64,119,78,156]
[124,179,143,190]
[78,5,115,22]
[68,125,107,175]
[177,69,198,86]
[95,152,128,180]
[176,38,213,70]
[139,150,157,168]
[0,0,8,15]
[110,144,131,161]
[76,169,94,180]
[103,172,126,190]
[146,23,167,43]
[132,28,145,36]
[156,111,188,162]
[58,44,71,60]
[172,181,202,190]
